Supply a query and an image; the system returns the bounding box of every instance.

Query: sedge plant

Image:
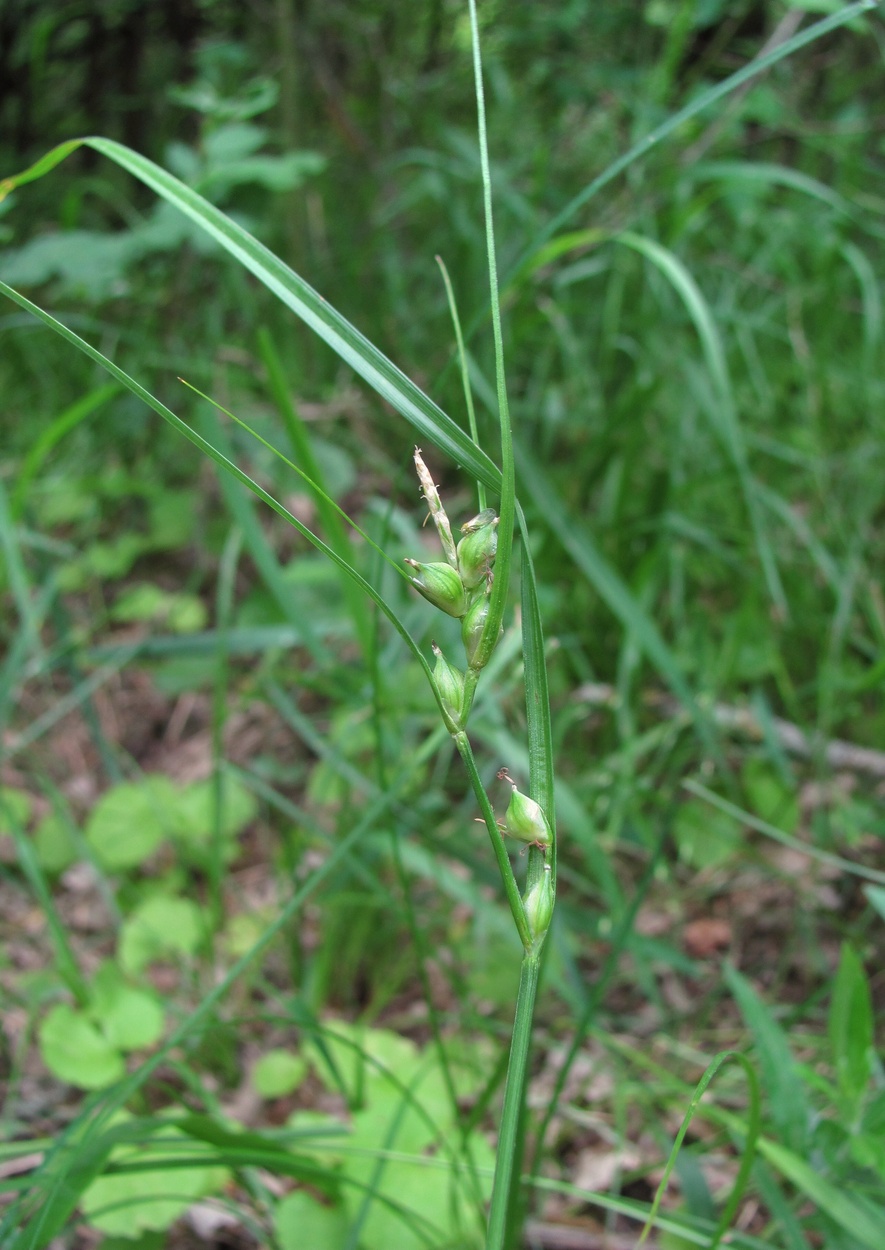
[0,2,878,1247]
[0,5,555,1244]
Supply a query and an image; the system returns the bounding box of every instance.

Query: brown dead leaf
[683,917,732,958]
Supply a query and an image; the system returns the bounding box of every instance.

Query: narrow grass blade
[514,442,718,756]
[692,160,851,213]
[200,407,328,663]
[257,327,372,651]
[436,256,486,513]
[684,778,885,886]
[2,798,90,1007]
[0,279,436,695]
[519,537,555,853]
[724,963,810,1154]
[505,1,877,281]
[463,0,515,692]
[1,140,502,492]
[616,231,786,615]
[756,1138,885,1250]
[11,383,119,520]
[636,1051,760,1250]
[0,476,40,655]
[532,1176,774,1250]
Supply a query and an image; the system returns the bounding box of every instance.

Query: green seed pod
[457,512,498,590]
[404,559,468,617]
[431,642,465,727]
[460,591,503,667]
[524,864,554,940]
[499,770,553,848]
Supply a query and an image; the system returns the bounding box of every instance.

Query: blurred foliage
[1,1,884,1246]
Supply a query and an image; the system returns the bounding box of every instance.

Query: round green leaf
[0,787,32,833]
[33,813,78,873]
[89,964,165,1051]
[170,776,258,848]
[86,777,178,871]
[38,1004,125,1089]
[119,894,204,974]
[275,1191,348,1250]
[253,1049,307,1098]
[81,1120,228,1235]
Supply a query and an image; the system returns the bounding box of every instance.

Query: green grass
[1,2,884,1247]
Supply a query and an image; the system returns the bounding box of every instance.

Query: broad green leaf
[118,894,204,974]
[88,964,165,1052]
[344,1055,492,1250]
[0,787,32,832]
[33,813,78,873]
[85,777,178,871]
[275,1191,349,1250]
[97,1234,164,1250]
[38,1004,125,1090]
[80,1120,228,1236]
[308,1023,421,1103]
[252,1050,308,1099]
[168,775,258,847]
[110,585,208,634]
[342,1141,492,1250]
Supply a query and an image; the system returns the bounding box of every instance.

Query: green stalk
[486,952,541,1250]
[435,255,487,513]
[466,0,514,679]
[454,731,531,951]
[465,5,554,1245]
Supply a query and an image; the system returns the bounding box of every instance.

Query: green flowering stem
[486,951,541,1250]
[435,254,487,514]
[453,731,531,951]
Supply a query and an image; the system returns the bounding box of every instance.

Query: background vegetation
[1,1,884,1247]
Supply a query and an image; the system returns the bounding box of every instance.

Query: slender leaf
[0,279,434,693]
[515,440,717,754]
[504,0,877,281]
[724,963,809,1154]
[616,231,786,614]
[1,138,502,492]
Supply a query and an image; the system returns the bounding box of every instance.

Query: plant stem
[486,951,541,1250]
[435,254,487,514]
[454,731,531,950]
